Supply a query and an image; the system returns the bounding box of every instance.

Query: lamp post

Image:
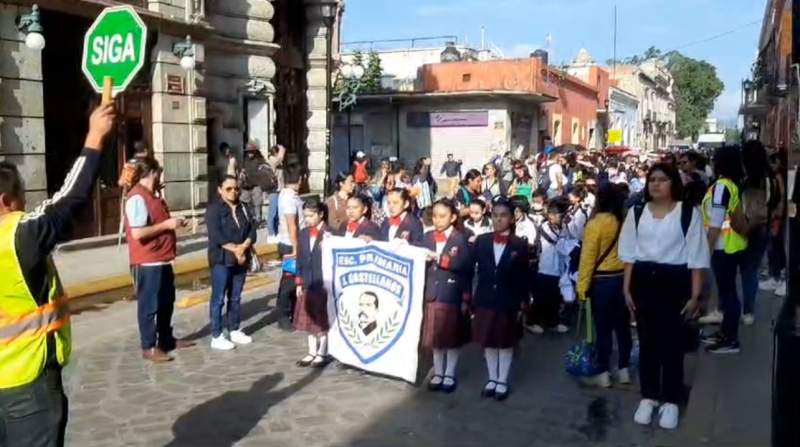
[17,4,45,51]
[172,36,197,233]
[338,62,365,162]
[320,2,337,196]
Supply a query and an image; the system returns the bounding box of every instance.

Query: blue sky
[341,0,766,123]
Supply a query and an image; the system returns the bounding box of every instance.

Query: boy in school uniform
[527,200,569,334]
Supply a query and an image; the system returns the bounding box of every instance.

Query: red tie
[389,216,402,226]
[494,234,509,244]
[309,227,320,238]
[347,222,359,233]
[434,231,447,243]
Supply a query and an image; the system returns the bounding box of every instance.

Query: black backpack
[538,163,552,191]
[633,201,693,238]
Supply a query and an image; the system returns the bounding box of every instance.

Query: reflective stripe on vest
[0,212,71,389]
[701,179,748,254]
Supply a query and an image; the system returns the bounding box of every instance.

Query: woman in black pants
[618,163,710,430]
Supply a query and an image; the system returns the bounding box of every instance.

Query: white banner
[323,236,428,383]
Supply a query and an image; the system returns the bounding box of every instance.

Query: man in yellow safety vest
[0,103,115,446]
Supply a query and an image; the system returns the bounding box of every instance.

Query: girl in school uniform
[472,197,530,401]
[618,163,709,430]
[421,198,473,393]
[463,199,493,243]
[341,195,381,240]
[379,188,424,245]
[294,199,332,368]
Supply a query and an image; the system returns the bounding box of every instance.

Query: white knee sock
[498,348,513,384]
[432,349,446,376]
[307,335,317,356]
[484,348,499,381]
[445,349,460,377]
[316,334,328,356]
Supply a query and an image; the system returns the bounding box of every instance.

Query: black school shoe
[481,380,497,398]
[494,382,510,401]
[441,376,457,394]
[707,339,741,354]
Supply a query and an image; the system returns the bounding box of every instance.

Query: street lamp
[320,2,337,196]
[172,35,198,233]
[17,4,45,51]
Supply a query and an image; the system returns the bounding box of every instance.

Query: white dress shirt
[618,202,710,269]
[388,212,406,240]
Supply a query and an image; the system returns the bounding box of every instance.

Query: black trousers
[276,244,296,320]
[0,367,67,447]
[533,273,561,328]
[632,261,690,404]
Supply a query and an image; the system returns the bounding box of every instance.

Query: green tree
[361,51,383,93]
[667,52,725,140]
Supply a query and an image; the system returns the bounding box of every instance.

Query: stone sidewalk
[62,276,776,447]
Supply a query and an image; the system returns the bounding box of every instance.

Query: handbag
[564,300,599,377]
[249,247,262,273]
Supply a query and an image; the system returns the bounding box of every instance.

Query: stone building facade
[0,0,341,238]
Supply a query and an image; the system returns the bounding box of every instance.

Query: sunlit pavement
[64,273,776,447]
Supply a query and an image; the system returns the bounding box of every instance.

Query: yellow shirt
[576,213,624,297]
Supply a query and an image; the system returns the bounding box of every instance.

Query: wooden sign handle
[101,76,113,105]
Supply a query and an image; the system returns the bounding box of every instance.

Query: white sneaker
[742,314,755,326]
[775,281,787,297]
[759,278,778,291]
[698,309,723,325]
[526,324,545,334]
[229,330,253,345]
[658,403,680,430]
[634,399,659,425]
[210,335,236,351]
[584,372,611,388]
[616,367,631,385]
[555,324,569,334]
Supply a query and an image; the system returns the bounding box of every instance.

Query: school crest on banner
[322,236,427,382]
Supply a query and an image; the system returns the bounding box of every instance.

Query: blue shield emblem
[331,245,415,364]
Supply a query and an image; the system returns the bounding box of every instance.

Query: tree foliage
[667,52,724,140]
[361,51,383,93]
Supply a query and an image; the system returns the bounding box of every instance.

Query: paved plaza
[63,272,775,447]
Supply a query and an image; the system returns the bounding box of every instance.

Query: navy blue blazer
[422,229,473,305]
[379,213,424,245]
[473,233,530,312]
[338,219,382,240]
[205,199,258,267]
[295,226,326,294]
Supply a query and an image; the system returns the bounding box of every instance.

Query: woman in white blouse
[618,163,710,431]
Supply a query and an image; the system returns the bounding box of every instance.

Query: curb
[63,244,279,299]
[175,275,275,309]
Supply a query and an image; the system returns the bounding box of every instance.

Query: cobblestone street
[62,274,775,447]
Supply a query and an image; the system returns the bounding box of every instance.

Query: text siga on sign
[81,5,148,95]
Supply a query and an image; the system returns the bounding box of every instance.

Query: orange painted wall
[418,59,610,148]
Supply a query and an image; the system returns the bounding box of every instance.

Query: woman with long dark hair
[576,183,631,388]
[760,150,787,296]
[481,162,508,201]
[325,172,355,234]
[738,141,772,325]
[508,161,535,203]
[454,169,483,217]
[619,163,709,429]
[700,145,747,354]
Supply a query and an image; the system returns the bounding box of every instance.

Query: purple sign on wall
[406,111,489,128]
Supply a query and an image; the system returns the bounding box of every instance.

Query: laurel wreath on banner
[339,304,401,349]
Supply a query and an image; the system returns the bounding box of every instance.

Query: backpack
[538,163,552,191]
[633,201,693,238]
[741,178,771,230]
[258,163,279,193]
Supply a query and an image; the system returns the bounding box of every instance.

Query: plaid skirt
[421,301,469,349]
[293,288,329,334]
[472,308,522,349]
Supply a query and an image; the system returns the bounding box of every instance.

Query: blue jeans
[133,264,176,350]
[711,250,742,342]
[267,191,280,235]
[209,264,247,338]
[740,226,768,315]
[590,275,632,373]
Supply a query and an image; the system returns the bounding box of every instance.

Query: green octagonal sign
[81,5,148,95]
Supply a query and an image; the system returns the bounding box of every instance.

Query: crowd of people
[260,137,787,430]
